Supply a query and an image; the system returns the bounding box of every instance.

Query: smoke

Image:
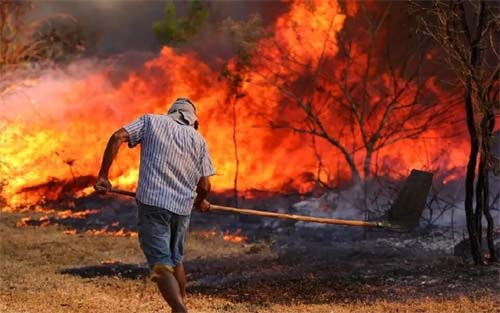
[29,1,164,55]
[28,1,289,65]
[0,52,154,123]
[291,171,499,230]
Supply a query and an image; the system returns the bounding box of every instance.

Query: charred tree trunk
[463,0,487,265]
[463,43,484,266]
[361,147,373,239]
[464,92,482,264]
[348,159,362,185]
[232,96,239,208]
[475,148,485,254]
[363,148,374,180]
[481,104,497,262]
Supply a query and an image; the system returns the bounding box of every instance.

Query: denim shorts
[137,201,191,269]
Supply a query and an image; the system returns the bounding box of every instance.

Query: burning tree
[413,0,499,264]
[224,1,449,185]
[221,15,267,206]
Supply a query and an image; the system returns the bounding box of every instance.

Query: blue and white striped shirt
[123,114,215,215]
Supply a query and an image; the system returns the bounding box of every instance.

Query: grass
[1,212,498,313]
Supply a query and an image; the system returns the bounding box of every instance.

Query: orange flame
[84,228,138,237]
[13,208,125,237]
[63,229,77,235]
[0,0,471,210]
[194,228,246,243]
[196,228,218,239]
[222,230,247,243]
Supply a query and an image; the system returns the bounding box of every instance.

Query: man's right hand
[195,199,211,212]
[94,177,112,194]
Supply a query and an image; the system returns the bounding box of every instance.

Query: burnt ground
[187,240,499,305]
[1,192,499,312]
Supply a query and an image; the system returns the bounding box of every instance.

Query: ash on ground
[10,188,499,306]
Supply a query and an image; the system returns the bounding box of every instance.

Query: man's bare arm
[94,128,130,193]
[194,176,211,212]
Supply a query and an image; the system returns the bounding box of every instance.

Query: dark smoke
[29,0,289,66]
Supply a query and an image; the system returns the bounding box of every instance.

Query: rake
[109,169,433,232]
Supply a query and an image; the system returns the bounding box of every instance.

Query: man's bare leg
[174,263,187,300]
[153,272,187,313]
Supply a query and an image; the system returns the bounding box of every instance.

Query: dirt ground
[1,210,499,313]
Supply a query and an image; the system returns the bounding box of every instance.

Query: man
[94,98,215,313]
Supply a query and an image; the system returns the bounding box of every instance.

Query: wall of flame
[0,0,471,208]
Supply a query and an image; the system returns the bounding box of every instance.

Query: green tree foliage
[153,0,207,45]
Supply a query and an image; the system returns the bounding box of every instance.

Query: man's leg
[152,269,187,313]
[174,262,187,300]
[171,213,190,302]
[137,204,188,313]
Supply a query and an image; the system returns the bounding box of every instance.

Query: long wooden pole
[210,204,381,227]
[109,188,381,228]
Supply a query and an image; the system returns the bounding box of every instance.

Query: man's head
[167,98,198,129]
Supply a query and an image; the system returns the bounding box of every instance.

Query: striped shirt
[123,114,215,215]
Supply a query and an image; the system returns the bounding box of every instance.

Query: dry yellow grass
[1,212,498,313]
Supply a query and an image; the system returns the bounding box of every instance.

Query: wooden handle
[210,205,380,228]
[110,188,136,197]
[108,188,381,228]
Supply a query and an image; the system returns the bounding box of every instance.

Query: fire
[196,228,217,239]
[194,228,247,243]
[16,217,32,228]
[56,209,100,219]
[16,209,100,227]
[15,209,138,237]
[84,228,138,237]
[0,0,473,211]
[100,259,121,264]
[222,230,247,244]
